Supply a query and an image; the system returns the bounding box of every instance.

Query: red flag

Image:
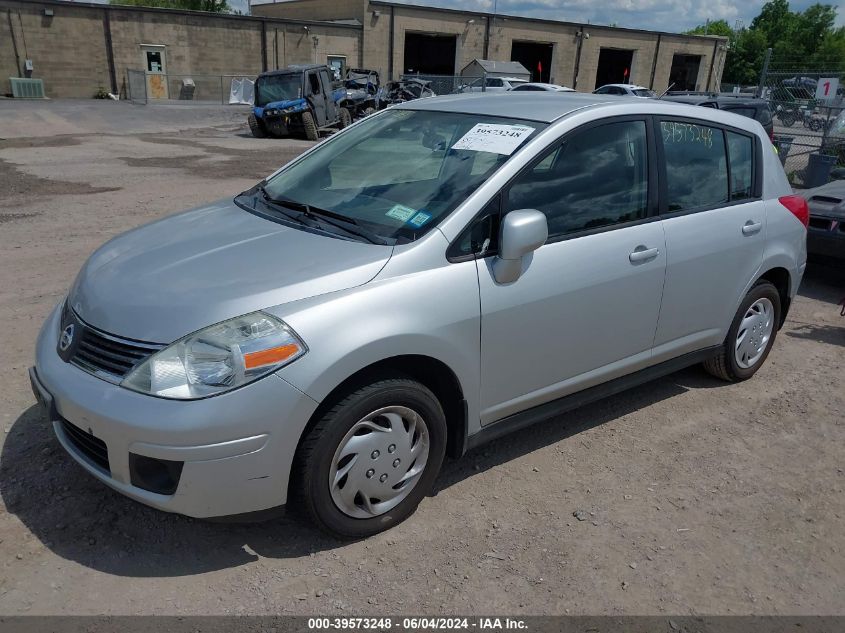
[538,61,543,74]
[623,67,629,78]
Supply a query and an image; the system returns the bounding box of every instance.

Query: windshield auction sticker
[451,123,535,155]
[386,204,417,222]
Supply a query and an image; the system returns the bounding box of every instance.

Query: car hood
[804,181,845,220]
[255,98,306,114]
[68,199,393,343]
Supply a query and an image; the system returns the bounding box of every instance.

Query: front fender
[268,245,483,435]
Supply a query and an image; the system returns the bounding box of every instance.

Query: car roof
[519,82,573,90]
[393,92,766,129]
[662,94,767,107]
[602,84,649,90]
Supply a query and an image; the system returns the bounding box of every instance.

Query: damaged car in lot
[340,68,380,119]
[801,179,845,260]
[32,93,806,539]
[249,64,352,140]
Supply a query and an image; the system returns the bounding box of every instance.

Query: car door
[652,118,766,361]
[474,117,667,424]
[307,71,327,125]
[319,68,339,122]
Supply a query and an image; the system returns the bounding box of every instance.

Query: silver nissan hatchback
[31,93,807,538]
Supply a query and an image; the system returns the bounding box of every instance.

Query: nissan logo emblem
[59,324,75,352]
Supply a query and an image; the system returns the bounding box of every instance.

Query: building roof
[463,60,530,76]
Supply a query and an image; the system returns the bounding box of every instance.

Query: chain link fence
[125,69,257,105]
[761,59,844,187]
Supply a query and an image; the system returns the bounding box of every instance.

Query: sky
[249,0,845,31]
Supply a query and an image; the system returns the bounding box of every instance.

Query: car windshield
[256,74,302,106]
[256,109,546,243]
[633,89,657,97]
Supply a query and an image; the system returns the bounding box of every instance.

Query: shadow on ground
[1,366,721,579]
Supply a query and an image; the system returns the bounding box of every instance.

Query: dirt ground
[0,100,843,616]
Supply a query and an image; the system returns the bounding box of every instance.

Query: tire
[339,107,352,129]
[301,110,319,141]
[703,281,781,382]
[247,113,267,138]
[363,107,376,117]
[293,377,447,539]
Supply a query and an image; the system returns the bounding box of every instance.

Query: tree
[687,0,845,84]
[686,19,733,38]
[109,0,230,13]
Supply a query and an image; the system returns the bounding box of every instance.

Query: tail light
[779,195,809,228]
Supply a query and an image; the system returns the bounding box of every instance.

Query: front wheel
[300,110,319,141]
[293,377,447,539]
[703,281,781,382]
[248,113,267,138]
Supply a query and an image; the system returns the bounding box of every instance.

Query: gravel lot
[0,100,843,616]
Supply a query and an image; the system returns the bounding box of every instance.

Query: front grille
[71,326,159,379]
[59,304,163,382]
[59,418,110,473]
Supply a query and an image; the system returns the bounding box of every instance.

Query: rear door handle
[742,220,763,236]
[629,246,660,263]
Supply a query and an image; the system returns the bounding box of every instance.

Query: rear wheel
[339,107,352,129]
[293,377,447,539]
[247,113,267,138]
[703,281,781,382]
[301,110,319,141]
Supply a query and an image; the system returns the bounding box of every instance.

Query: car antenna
[657,82,676,99]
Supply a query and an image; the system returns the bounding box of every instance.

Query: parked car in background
[801,180,845,260]
[32,93,806,539]
[249,64,352,140]
[593,84,657,97]
[510,82,575,92]
[661,93,775,141]
[461,76,530,93]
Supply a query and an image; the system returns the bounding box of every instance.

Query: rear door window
[659,120,728,212]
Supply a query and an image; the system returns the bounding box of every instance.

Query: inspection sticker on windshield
[386,204,417,222]
[451,123,535,155]
[408,211,432,228]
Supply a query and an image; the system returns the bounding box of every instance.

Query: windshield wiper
[267,194,388,245]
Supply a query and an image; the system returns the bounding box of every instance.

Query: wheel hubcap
[734,297,774,369]
[329,405,430,519]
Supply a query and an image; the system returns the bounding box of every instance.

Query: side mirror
[492,209,548,284]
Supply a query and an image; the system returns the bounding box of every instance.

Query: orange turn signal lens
[243,344,301,370]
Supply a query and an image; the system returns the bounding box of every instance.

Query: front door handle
[742,220,763,236]
[629,246,660,263]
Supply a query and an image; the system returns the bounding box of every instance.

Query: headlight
[122,312,306,400]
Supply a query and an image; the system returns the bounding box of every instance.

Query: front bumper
[32,303,319,518]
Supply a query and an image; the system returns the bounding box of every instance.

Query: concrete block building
[0,0,725,99]
[253,0,727,92]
